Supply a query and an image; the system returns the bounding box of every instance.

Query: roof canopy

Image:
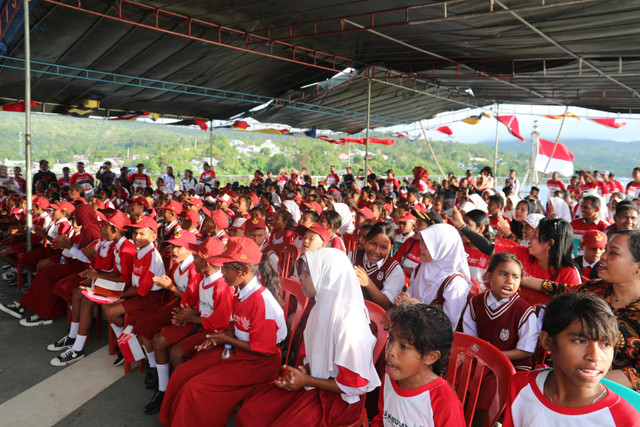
[0,0,638,133]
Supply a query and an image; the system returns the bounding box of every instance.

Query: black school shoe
[47,335,76,352]
[0,301,25,319]
[144,367,158,390]
[113,348,124,367]
[50,349,85,367]
[144,391,164,414]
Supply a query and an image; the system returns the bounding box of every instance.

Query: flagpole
[419,121,446,179]
[209,121,213,166]
[364,67,371,177]
[536,106,569,186]
[528,120,539,193]
[493,104,500,179]
[24,0,32,252]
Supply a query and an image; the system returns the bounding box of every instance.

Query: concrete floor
[0,266,236,426]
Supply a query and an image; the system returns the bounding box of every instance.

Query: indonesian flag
[589,118,626,128]
[534,138,575,177]
[435,126,453,136]
[496,115,525,141]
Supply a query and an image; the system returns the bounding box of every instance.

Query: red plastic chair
[268,243,301,278]
[494,237,519,247]
[340,301,388,427]
[343,233,358,253]
[445,332,515,427]
[280,278,310,366]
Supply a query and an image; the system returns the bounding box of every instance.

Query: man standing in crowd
[32,159,56,191]
[96,161,116,190]
[129,163,151,193]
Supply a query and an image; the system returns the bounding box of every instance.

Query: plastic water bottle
[221,344,234,360]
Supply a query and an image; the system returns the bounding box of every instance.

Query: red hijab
[74,204,102,249]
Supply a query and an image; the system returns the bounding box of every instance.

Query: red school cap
[243,217,267,232]
[126,215,158,233]
[357,207,374,221]
[156,200,184,215]
[187,237,226,266]
[165,230,197,248]
[97,209,131,231]
[49,201,75,214]
[296,223,330,243]
[207,236,262,265]
[581,229,607,249]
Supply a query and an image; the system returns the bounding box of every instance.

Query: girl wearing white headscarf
[331,202,355,235]
[468,193,488,213]
[400,224,472,327]
[236,248,380,426]
[282,200,301,223]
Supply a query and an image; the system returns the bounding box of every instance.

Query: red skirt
[19,259,88,319]
[131,299,177,339]
[236,384,362,427]
[159,347,282,427]
[52,271,87,306]
[120,291,165,322]
[159,323,208,358]
[17,247,58,288]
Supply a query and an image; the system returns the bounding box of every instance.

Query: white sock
[72,335,87,352]
[145,350,157,368]
[68,322,79,339]
[157,363,170,392]
[110,323,123,337]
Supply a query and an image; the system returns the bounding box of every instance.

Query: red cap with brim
[185,197,203,210]
[126,215,158,233]
[582,229,608,248]
[49,201,75,214]
[187,237,226,266]
[156,200,184,215]
[243,217,267,232]
[210,209,230,230]
[296,223,330,243]
[396,213,417,223]
[181,210,201,226]
[129,196,150,210]
[357,207,375,221]
[34,197,50,209]
[207,236,262,265]
[165,230,197,247]
[98,210,131,231]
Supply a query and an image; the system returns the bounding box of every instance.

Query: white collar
[486,291,514,309]
[178,254,194,272]
[237,275,261,301]
[115,235,127,249]
[137,243,154,259]
[202,269,223,285]
[364,254,385,269]
[582,258,598,268]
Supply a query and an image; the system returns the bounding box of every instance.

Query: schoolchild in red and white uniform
[503,293,639,427]
[58,167,71,190]
[372,304,465,427]
[394,212,415,246]
[102,216,166,349]
[198,162,216,194]
[350,223,405,310]
[132,231,202,394]
[401,224,472,328]
[268,210,294,246]
[144,237,234,414]
[571,195,609,256]
[237,249,381,426]
[318,210,346,252]
[251,170,265,186]
[384,169,401,194]
[48,210,134,367]
[159,237,286,427]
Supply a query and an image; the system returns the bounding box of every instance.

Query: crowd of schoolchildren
[0,159,639,426]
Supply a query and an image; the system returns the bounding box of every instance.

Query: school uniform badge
[499,328,510,341]
[376,271,384,281]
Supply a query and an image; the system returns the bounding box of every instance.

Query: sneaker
[50,349,85,366]
[113,348,124,367]
[2,264,11,270]
[0,301,25,319]
[2,269,16,280]
[19,315,53,327]
[144,367,158,390]
[5,278,17,287]
[47,335,76,352]
[144,391,164,415]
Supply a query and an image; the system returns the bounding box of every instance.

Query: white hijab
[331,202,355,235]
[468,193,488,212]
[302,248,381,403]
[547,196,572,222]
[282,200,301,223]
[504,194,521,220]
[409,224,471,303]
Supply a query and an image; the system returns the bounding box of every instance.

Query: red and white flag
[496,115,525,141]
[435,126,454,136]
[534,139,575,176]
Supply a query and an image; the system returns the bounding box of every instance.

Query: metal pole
[209,121,213,166]
[419,121,445,178]
[493,104,500,179]
[24,0,32,251]
[536,106,570,186]
[529,120,540,190]
[364,67,371,178]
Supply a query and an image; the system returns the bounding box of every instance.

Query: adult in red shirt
[69,162,94,187]
[12,166,26,194]
[545,171,565,195]
[607,172,625,193]
[129,163,152,192]
[325,165,340,187]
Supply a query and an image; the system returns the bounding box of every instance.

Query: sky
[381,104,640,145]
